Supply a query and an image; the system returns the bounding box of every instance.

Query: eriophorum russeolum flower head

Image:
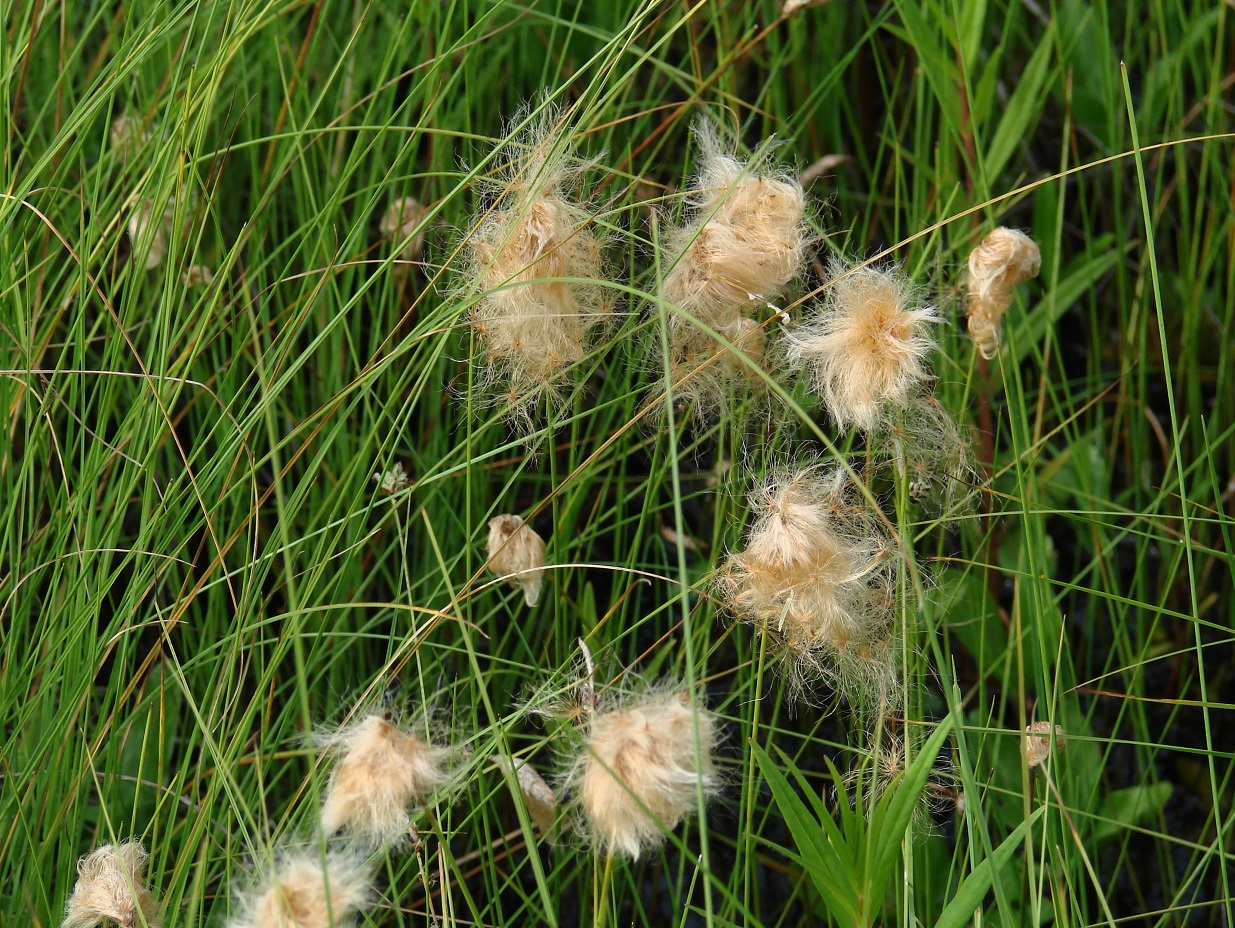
[718,463,900,706]
[657,120,806,417]
[464,104,611,427]
[564,686,721,860]
[228,851,371,928]
[380,196,428,265]
[316,713,455,846]
[785,261,938,433]
[964,227,1041,359]
[486,513,547,606]
[62,842,160,928]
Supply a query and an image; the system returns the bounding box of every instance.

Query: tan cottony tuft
[658,120,806,416]
[228,852,370,928]
[487,513,547,606]
[567,688,720,859]
[718,464,899,705]
[965,227,1041,359]
[380,196,428,266]
[492,755,560,835]
[62,842,160,928]
[786,262,938,433]
[465,107,611,426]
[318,714,454,845]
[1023,721,1065,768]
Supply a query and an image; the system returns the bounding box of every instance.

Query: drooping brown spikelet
[786,262,938,433]
[318,715,454,845]
[567,689,720,860]
[1023,721,1066,768]
[62,842,160,928]
[380,196,428,265]
[228,852,370,928]
[491,754,560,835]
[658,121,806,416]
[718,464,899,705]
[486,513,547,606]
[465,108,611,425]
[964,227,1041,359]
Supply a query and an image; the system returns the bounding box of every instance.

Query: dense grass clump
[2,2,1233,927]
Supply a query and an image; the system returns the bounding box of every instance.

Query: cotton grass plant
[5,2,1233,928]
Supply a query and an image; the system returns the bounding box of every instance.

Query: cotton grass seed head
[566,688,721,860]
[491,754,560,836]
[1023,721,1066,768]
[62,842,159,928]
[380,196,428,264]
[464,107,611,425]
[786,262,938,433]
[965,227,1041,359]
[718,464,899,703]
[661,120,807,327]
[229,851,370,928]
[317,714,455,846]
[487,513,547,607]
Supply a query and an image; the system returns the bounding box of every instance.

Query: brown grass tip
[62,842,160,928]
[567,688,721,860]
[487,513,547,607]
[318,715,455,845]
[965,227,1041,359]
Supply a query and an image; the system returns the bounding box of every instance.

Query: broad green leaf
[1091,782,1173,844]
[935,806,1045,928]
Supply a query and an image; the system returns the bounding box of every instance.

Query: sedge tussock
[657,120,806,416]
[964,227,1041,359]
[228,852,370,928]
[486,513,547,607]
[718,464,899,704]
[786,261,938,433]
[464,107,611,426]
[317,714,455,846]
[1023,721,1066,768]
[62,842,159,928]
[566,688,721,860]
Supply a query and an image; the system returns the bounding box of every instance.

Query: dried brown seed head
[965,227,1041,359]
[380,196,428,263]
[487,514,547,607]
[1023,721,1065,768]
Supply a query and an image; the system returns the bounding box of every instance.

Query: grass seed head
[318,715,455,845]
[62,842,159,928]
[1023,721,1065,768]
[661,120,807,327]
[786,262,938,433]
[718,464,898,703]
[229,852,370,928]
[567,689,720,860]
[965,227,1041,359]
[380,196,428,263]
[487,513,547,607]
[464,107,611,425]
[492,755,560,835]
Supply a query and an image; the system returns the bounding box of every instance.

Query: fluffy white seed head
[228,852,370,928]
[317,715,454,845]
[965,227,1041,359]
[487,513,547,607]
[1023,721,1065,768]
[62,842,159,928]
[718,464,898,703]
[567,690,720,860]
[465,108,611,424]
[786,262,938,433]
